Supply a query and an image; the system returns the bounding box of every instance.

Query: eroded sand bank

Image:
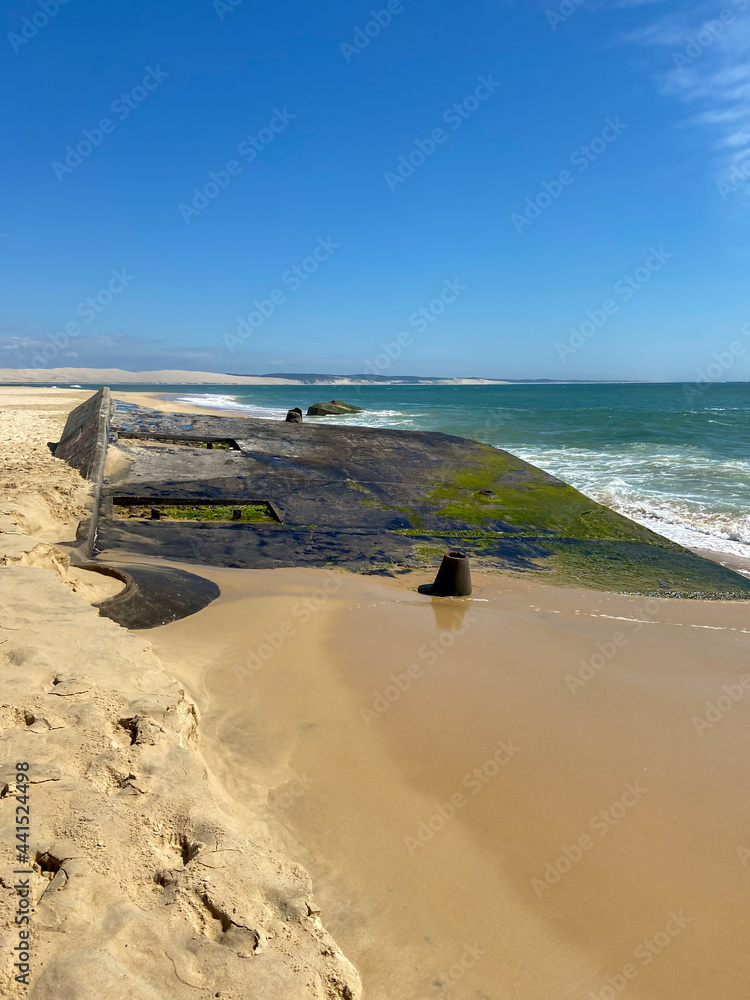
[145,562,750,1000]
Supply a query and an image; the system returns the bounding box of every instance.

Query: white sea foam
[340,410,419,428]
[175,394,411,424]
[175,394,290,419]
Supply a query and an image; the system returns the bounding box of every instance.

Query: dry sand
[0,387,124,603]
[145,563,750,1000]
[0,387,92,542]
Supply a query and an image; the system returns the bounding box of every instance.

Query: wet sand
[143,561,750,999]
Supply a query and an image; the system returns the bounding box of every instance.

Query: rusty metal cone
[428,550,472,597]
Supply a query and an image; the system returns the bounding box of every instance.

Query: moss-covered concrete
[116,503,276,523]
[406,445,750,596]
[96,401,750,597]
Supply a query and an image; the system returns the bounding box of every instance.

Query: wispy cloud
[0,329,236,372]
[536,0,750,195]
[627,1,750,192]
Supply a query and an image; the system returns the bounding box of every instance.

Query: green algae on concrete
[539,540,750,599]
[425,447,654,541]
[413,542,449,565]
[117,504,276,523]
[413,444,750,597]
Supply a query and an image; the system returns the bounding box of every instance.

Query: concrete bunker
[53,393,750,599]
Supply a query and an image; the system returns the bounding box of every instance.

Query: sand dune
[0,367,506,386]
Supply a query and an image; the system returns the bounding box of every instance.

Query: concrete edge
[55,386,112,559]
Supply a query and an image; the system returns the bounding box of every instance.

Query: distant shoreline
[0,366,654,386]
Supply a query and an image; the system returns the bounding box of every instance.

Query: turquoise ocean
[97,382,750,563]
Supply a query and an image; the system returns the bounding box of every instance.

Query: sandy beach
[9,0,750,993]
[3,387,750,998]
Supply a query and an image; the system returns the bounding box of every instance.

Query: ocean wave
[174,394,413,423]
[175,394,290,419]
[342,410,420,427]
[591,493,750,559]
[513,446,750,560]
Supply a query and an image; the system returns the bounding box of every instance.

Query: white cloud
[628,3,750,185]
[0,328,253,373]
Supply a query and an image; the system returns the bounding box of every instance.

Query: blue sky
[1,0,749,379]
